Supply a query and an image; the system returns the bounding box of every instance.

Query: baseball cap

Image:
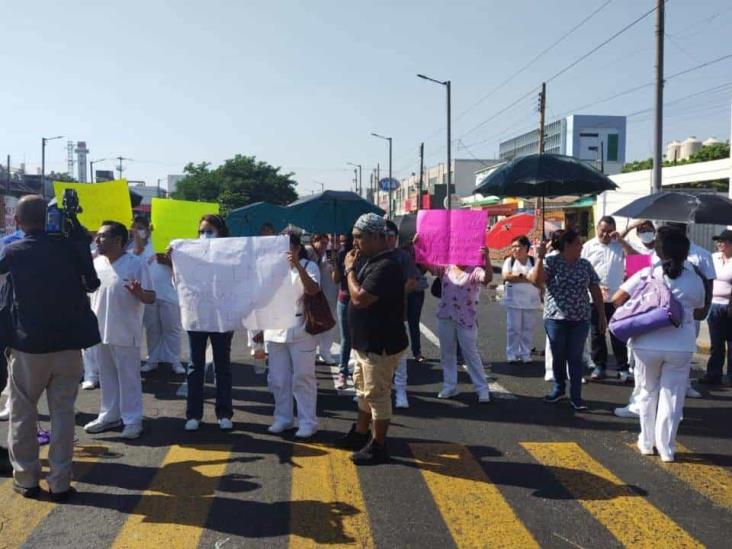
[712,229,732,242]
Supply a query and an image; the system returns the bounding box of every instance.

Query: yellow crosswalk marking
[112,444,231,549]
[409,443,539,549]
[289,443,374,548]
[656,442,732,510]
[522,442,702,548]
[0,444,108,549]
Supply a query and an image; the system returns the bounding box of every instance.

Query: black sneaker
[697,375,723,385]
[543,390,567,403]
[571,400,589,411]
[50,486,77,503]
[350,439,390,465]
[336,423,371,450]
[13,482,40,499]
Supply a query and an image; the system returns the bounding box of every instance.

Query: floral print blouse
[543,254,600,321]
[436,266,487,328]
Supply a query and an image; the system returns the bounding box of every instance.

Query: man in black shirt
[340,213,408,464]
[0,195,100,500]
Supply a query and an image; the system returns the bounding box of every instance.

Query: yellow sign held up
[151,198,220,253]
[53,179,133,232]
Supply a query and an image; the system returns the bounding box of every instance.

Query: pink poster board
[626,254,652,278]
[414,209,488,266]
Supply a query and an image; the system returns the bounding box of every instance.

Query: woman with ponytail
[612,226,705,462]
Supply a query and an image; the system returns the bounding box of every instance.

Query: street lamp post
[417,74,452,210]
[371,133,392,218]
[347,162,362,196]
[41,135,63,186]
[314,180,325,193]
[89,158,109,183]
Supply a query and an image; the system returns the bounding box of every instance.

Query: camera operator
[0,195,100,501]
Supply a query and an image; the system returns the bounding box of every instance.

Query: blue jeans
[706,303,732,381]
[186,331,234,420]
[545,319,590,403]
[337,300,351,376]
[407,291,425,357]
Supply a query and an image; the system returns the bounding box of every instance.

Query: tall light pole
[652,0,665,193]
[314,180,325,193]
[418,74,452,210]
[41,135,63,186]
[89,158,109,183]
[347,162,362,196]
[371,133,392,218]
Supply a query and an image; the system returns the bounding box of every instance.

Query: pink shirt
[436,266,486,328]
[712,252,732,305]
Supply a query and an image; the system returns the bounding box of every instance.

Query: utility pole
[417,142,424,211]
[6,155,10,193]
[538,82,546,153]
[376,163,380,209]
[116,156,131,180]
[652,0,665,193]
[446,80,451,210]
[372,133,393,217]
[41,135,63,188]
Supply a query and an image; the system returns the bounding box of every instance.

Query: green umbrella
[287,190,385,234]
[226,202,290,236]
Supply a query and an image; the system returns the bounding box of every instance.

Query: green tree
[173,155,298,214]
[49,171,77,182]
[622,142,730,173]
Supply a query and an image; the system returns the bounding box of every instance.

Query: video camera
[45,188,87,240]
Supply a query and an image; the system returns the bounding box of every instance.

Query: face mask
[17,229,25,238]
[137,229,148,239]
[638,232,655,244]
[199,231,217,239]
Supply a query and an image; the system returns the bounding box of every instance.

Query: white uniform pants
[143,300,183,364]
[633,348,693,460]
[438,317,488,392]
[317,294,337,362]
[394,322,409,392]
[506,307,536,361]
[544,335,554,380]
[97,344,144,426]
[267,337,318,430]
[83,344,100,384]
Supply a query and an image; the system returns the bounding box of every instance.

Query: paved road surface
[1,294,731,548]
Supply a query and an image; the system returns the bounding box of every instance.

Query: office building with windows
[499,114,627,175]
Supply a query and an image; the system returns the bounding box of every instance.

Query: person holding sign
[130,216,186,376]
[502,236,542,364]
[264,232,321,439]
[183,215,236,432]
[417,239,493,403]
[84,221,155,441]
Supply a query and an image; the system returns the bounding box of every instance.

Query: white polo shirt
[581,237,625,301]
[91,252,154,348]
[138,241,179,304]
[264,259,320,344]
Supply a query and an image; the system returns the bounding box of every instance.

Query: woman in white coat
[612,227,705,462]
[265,233,321,439]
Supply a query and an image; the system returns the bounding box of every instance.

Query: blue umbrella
[287,190,385,234]
[226,202,290,236]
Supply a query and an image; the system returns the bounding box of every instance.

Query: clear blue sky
[2,0,731,195]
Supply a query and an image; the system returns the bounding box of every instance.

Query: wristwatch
[345,267,355,277]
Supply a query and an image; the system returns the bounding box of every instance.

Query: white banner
[171,235,299,332]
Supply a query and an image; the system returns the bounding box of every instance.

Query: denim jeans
[545,318,590,403]
[337,300,351,376]
[407,291,425,357]
[706,303,732,381]
[186,331,234,420]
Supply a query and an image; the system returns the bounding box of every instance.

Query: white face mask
[137,229,148,240]
[638,232,655,244]
[199,231,217,239]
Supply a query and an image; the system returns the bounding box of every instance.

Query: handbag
[303,291,336,335]
[609,270,683,343]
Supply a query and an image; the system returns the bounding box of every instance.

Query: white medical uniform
[620,263,704,460]
[502,257,541,361]
[90,253,154,427]
[264,260,320,430]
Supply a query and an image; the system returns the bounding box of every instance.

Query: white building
[499,114,627,175]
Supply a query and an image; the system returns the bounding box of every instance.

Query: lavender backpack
[609,270,683,343]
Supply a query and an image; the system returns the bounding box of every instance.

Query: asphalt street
[1,291,731,548]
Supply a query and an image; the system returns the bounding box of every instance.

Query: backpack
[609,269,683,343]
